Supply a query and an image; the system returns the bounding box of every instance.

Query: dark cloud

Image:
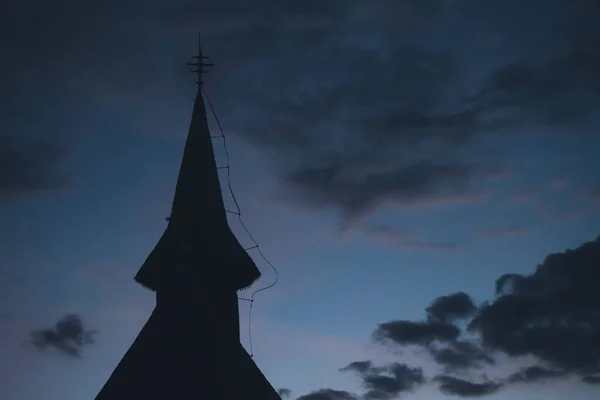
[426,292,478,323]
[368,294,491,375]
[29,314,96,358]
[506,365,569,384]
[371,289,484,375]
[468,0,600,127]
[309,234,600,398]
[0,133,68,200]
[428,340,495,373]
[0,0,449,104]
[340,360,377,375]
[373,320,461,346]
[582,375,600,384]
[341,360,425,400]
[278,388,292,398]
[228,0,598,226]
[198,8,498,228]
[0,1,467,214]
[469,235,600,374]
[286,160,483,227]
[3,0,598,224]
[227,43,464,150]
[413,234,600,391]
[295,389,358,400]
[433,375,502,397]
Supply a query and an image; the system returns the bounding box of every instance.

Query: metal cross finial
[187,34,214,85]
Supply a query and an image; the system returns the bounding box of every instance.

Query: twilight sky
[1,0,600,399]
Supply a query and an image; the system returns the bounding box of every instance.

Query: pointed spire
[133,36,261,292]
[168,87,223,229]
[170,35,219,226]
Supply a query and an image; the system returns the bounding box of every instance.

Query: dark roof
[95,307,281,399]
[134,91,261,292]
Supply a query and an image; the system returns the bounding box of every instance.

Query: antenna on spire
[187,34,214,85]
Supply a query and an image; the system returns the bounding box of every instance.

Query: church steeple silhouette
[94,36,281,400]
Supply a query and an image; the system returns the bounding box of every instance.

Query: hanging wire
[202,87,279,358]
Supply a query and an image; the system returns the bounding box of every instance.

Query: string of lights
[202,87,280,358]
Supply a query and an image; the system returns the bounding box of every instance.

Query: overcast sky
[1,1,600,399]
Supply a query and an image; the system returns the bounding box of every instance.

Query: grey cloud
[340,360,378,375]
[2,0,504,225]
[506,365,569,384]
[29,314,96,358]
[0,132,68,200]
[355,109,480,149]
[285,160,482,226]
[296,389,358,400]
[278,388,292,398]
[468,0,600,127]
[211,31,498,228]
[433,375,502,397]
[428,340,495,373]
[223,43,466,156]
[4,0,597,224]
[426,292,478,323]
[341,360,425,400]
[262,0,600,225]
[373,320,460,346]
[582,375,600,384]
